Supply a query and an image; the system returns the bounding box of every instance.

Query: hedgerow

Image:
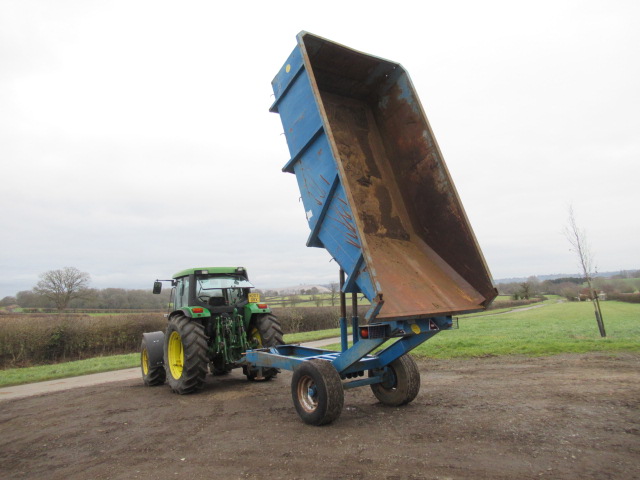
[606,293,640,303]
[0,308,361,368]
[0,298,539,368]
[0,314,165,368]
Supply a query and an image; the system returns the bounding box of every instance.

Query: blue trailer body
[270,32,497,323]
[270,44,376,304]
[242,32,498,425]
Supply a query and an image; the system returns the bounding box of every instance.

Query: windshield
[198,276,254,290]
[196,275,254,306]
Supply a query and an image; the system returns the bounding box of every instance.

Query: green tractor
[140,267,283,394]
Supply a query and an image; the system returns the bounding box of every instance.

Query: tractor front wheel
[291,359,344,426]
[369,354,420,406]
[245,313,284,381]
[164,314,208,394]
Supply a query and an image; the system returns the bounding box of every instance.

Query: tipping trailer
[245,32,498,425]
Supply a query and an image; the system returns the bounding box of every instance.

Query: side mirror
[152,281,162,294]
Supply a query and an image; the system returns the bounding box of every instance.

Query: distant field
[413,300,639,358]
[319,300,639,358]
[262,293,369,308]
[262,293,529,308]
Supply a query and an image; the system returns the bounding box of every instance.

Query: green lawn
[323,300,639,357]
[0,354,140,388]
[417,300,639,358]
[1,300,637,388]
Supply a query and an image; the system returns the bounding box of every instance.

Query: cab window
[175,277,190,308]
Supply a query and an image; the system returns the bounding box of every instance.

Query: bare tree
[289,293,300,307]
[34,267,92,311]
[518,282,531,300]
[0,296,17,307]
[329,282,339,307]
[312,294,323,307]
[564,206,606,337]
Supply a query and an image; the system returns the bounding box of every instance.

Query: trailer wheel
[164,314,208,394]
[291,359,344,426]
[140,332,166,386]
[245,313,284,381]
[370,354,420,406]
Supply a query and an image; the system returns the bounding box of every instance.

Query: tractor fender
[171,307,211,319]
[243,303,272,325]
[142,331,165,368]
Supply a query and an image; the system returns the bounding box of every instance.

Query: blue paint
[248,34,496,412]
[270,32,496,324]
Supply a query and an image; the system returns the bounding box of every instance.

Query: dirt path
[1,353,638,480]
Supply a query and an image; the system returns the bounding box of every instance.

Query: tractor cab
[153,267,258,314]
[165,267,253,314]
[194,274,254,308]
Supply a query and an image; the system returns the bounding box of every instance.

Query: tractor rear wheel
[164,314,208,394]
[369,354,420,406]
[291,359,344,426]
[245,313,284,381]
[140,333,166,386]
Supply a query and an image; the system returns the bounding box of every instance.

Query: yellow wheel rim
[168,331,184,379]
[141,348,149,375]
[249,328,263,348]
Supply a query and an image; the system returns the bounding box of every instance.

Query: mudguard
[142,331,165,368]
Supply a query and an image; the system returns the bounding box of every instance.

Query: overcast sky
[1,0,638,298]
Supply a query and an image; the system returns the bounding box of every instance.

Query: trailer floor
[1,353,638,480]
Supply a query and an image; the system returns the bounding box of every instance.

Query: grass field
[316,300,639,357]
[1,300,637,388]
[0,354,141,388]
[413,300,639,358]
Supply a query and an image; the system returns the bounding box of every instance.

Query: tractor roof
[172,267,247,279]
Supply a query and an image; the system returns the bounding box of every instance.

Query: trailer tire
[164,314,208,394]
[141,333,166,386]
[245,313,284,381]
[369,354,420,406]
[291,359,344,426]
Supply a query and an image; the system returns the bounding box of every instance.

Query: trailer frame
[241,269,457,424]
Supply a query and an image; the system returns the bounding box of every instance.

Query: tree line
[0,267,170,311]
[497,273,640,300]
[5,287,171,311]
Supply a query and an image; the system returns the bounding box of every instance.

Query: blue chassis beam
[243,316,453,389]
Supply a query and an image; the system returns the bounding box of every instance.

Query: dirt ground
[1,353,638,480]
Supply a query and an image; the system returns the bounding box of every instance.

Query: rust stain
[299,34,497,319]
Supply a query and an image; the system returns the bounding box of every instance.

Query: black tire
[369,354,420,406]
[164,314,208,394]
[140,334,166,386]
[291,359,344,426]
[245,313,284,381]
[250,313,284,347]
[210,363,231,376]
